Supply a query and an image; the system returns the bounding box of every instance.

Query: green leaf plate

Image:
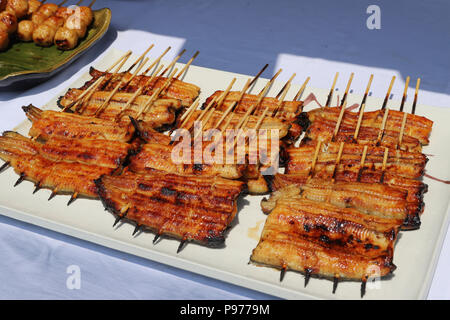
[0,8,111,87]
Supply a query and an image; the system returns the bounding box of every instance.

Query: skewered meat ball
[17,18,33,41]
[6,0,28,19]
[38,3,58,17]
[0,30,9,51]
[27,0,42,16]
[64,13,86,38]
[0,10,17,35]
[33,15,63,46]
[54,26,76,49]
[31,10,47,24]
[55,6,74,20]
[77,6,93,26]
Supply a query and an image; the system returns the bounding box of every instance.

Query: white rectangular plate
[1,49,450,300]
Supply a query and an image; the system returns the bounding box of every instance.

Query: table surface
[0,0,449,300]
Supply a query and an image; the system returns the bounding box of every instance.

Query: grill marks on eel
[96,171,244,246]
[0,132,131,198]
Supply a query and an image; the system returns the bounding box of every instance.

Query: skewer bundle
[252,73,433,297]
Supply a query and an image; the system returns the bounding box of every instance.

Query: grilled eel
[81,67,201,107]
[95,171,244,247]
[251,198,398,280]
[286,142,428,180]
[261,181,412,228]
[305,107,433,146]
[128,142,249,180]
[267,172,426,229]
[302,118,422,152]
[23,105,134,142]
[204,91,304,144]
[0,132,130,198]
[205,91,303,121]
[178,109,291,140]
[58,89,183,130]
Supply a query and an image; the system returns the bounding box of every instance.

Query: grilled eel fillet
[286,142,428,179]
[251,198,398,279]
[302,118,422,152]
[128,142,249,180]
[204,91,304,144]
[95,171,244,247]
[178,110,290,140]
[267,173,426,229]
[82,67,201,107]
[261,181,409,227]
[205,91,303,121]
[58,90,182,130]
[23,105,134,143]
[305,107,433,145]
[0,132,130,198]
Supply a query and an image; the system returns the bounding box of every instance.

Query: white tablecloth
[0,0,449,299]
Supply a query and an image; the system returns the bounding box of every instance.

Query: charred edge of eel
[94,177,227,249]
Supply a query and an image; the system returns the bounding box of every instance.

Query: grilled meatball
[54,26,77,50]
[0,11,17,35]
[37,3,58,17]
[6,0,28,19]
[55,6,74,20]
[17,19,34,41]
[77,6,93,26]
[43,15,64,29]
[0,30,9,51]
[32,23,55,46]
[64,14,87,38]
[27,0,42,16]
[31,10,46,25]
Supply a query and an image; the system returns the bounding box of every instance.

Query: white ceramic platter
[1,49,450,300]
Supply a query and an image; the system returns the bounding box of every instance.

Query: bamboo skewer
[142,46,171,75]
[125,44,155,74]
[331,142,345,181]
[353,75,374,140]
[397,112,408,149]
[62,50,132,112]
[399,76,410,112]
[411,78,421,115]
[225,72,282,154]
[376,108,390,145]
[332,100,347,141]
[212,78,252,131]
[248,64,269,88]
[88,0,96,8]
[175,51,200,79]
[356,145,368,182]
[325,72,339,107]
[381,76,396,110]
[380,147,389,183]
[159,49,186,77]
[75,53,134,114]
[340,72,354,107]
[308,141,322,179]
[115,64,165,121]
[293,76,311,101]
[135,68,178,119]
[94,57,150,117]
[210,64,270,131]
[256,83,290,131]
[178,96,201,124]
[275,73,296,99]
